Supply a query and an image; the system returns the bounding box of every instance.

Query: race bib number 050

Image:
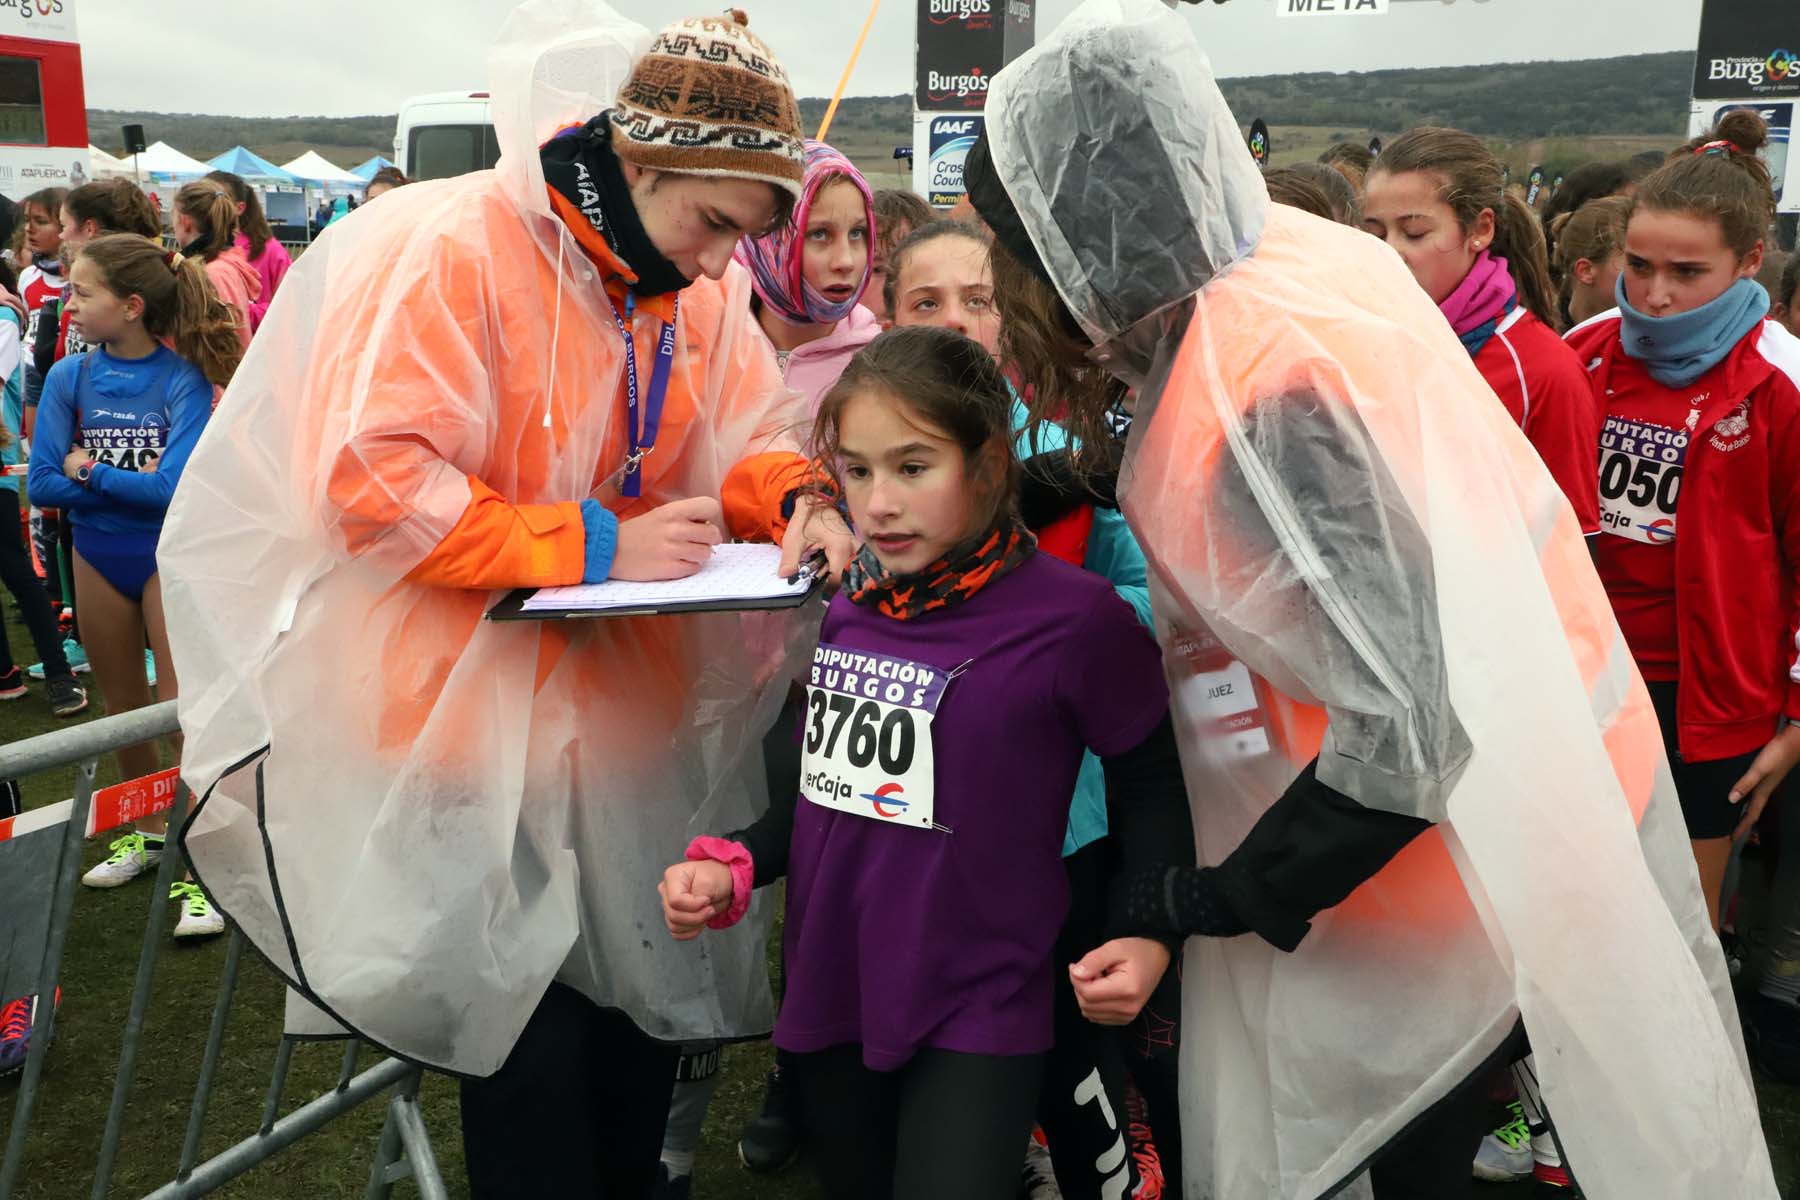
[800,644,948,830]
[1598,413,1686,545]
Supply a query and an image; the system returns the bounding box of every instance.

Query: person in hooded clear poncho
[157,3,856,1195]
[966,1,1778,1197]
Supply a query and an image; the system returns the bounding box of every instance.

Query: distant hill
[86,50,1695,169]
[1218,51,1694,140]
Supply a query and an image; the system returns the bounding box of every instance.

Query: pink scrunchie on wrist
[686,836,754,930]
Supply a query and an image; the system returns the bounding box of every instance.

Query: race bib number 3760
[800,644,948,830]
[1598,413,1686,545]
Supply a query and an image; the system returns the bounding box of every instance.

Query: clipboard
[486,542,826,622]
[487,574,824,621]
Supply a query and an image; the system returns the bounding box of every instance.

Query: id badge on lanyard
[605,292,679,498]
[1168,623,1271,763]
[799,643,954,832]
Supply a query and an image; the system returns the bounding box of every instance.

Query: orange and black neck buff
[844,517,1036,622]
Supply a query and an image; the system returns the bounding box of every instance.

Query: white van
[394,91,500,181]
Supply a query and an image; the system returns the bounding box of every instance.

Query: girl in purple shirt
[659,325,1192,1200]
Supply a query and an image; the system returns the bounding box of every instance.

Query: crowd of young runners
[6,1,1800,1197]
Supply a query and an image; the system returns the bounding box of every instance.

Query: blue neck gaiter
[1615,274,1769,388]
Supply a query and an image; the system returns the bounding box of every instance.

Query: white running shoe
[81,832,163,888]
[171,882,225,939]
[1472,1101,1534,1182]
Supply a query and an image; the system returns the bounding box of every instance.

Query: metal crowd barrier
[0,702,447,1199]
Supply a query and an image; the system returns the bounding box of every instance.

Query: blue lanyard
[607,292,679,498]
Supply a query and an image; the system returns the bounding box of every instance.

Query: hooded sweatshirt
[764,303,881,414]
[200,244,262,350]
[235,231,293,332]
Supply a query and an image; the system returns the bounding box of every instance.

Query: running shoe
[0,666,24,700]
[171,881,225,939]
[1472,1100,1533,1182]
[1021,1130,1063,1199]
[81,831,163,888]
[0,989,60,1077]
[144,649,157,688]
[27,638,87,680]
[737,1064,801,1173]
[46,674,87,718]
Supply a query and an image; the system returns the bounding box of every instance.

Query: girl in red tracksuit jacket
[1565,108,1800,927]
[1364,128,1601,537]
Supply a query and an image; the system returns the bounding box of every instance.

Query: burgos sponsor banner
[912,113,983,208]
[914,0,1031,112]
[0,0,79,44]
[1692,0,1799,99]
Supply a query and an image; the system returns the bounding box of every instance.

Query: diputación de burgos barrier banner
[912,0,1033,206]
[1691,0,1798,100]
[1688,100,1798,214]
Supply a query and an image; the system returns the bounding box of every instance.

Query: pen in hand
[786,551,828,586]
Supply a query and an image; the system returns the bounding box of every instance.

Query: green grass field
[4,544,1800,1198]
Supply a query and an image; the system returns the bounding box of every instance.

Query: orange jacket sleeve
[402,478,587,589]
[317,231,589,591]
[722,451,817,543]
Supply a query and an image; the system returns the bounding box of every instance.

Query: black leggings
[0,495,67,678]
[793,1043,1045,1200]
[459,983,680,1199]
[1039,841,1140,1199]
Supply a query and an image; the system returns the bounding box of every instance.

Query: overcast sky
[80,0,1703,118]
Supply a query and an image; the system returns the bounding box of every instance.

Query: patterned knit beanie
[609,9,806,204]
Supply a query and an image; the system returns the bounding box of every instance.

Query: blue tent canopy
[351,155,396,181]
[206,146,300,187]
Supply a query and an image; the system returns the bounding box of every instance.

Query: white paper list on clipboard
[519,542,811,613]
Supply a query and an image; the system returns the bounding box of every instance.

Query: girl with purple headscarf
[734,140,880,412]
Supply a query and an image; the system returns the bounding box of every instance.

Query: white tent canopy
[87,143,133,180]
[280,151,362,187]
[135,140,212,179]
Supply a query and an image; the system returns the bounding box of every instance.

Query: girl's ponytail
[1634,109,1776,259]
[173,180,239,261]
[170,253,244,390]
[1492,191,1560,331]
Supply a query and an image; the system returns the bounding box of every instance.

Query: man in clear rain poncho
[965,1,1779,1197]
[157,2,853,1193]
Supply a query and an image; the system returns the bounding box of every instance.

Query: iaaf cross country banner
[1692,0,1798,99]
[912,112,984,207]
[1689,100,1797,214]
[914,0,1034,112]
